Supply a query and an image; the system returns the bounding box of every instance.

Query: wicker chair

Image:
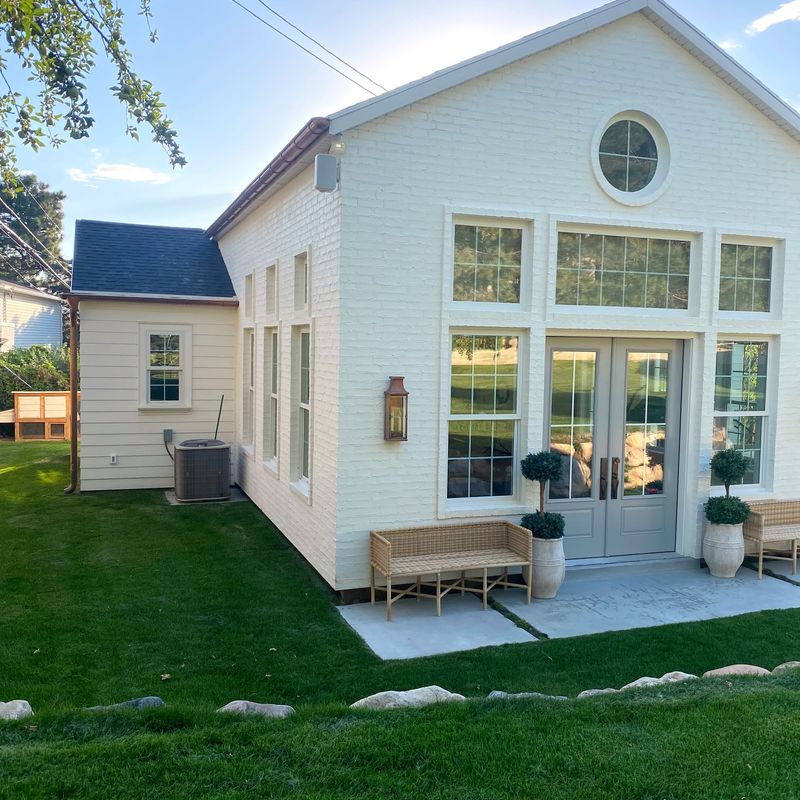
[743,500,800,578]
[370,521,532,620]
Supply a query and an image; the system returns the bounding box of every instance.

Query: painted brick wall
[330,12,800,588]
[217,166,341,587]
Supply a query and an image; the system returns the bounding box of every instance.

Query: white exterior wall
[330,13,800,588]
[2,287,62,348]
[79,300,236,490]
[216,167,341,587]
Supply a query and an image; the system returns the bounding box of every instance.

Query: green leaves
[0,0,184,184]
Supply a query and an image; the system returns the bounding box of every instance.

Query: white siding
[328,12,800,588]
[216,165,341,588]
[79,300,236,491]
[2,289,62,348]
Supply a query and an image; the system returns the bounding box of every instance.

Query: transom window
[148,334,181,402]
[556,232,689,309]
[453,224,522,303]
[599,120,658,193]
[447,334,519,499]
[713,341,768,486]
[719,243,771,312]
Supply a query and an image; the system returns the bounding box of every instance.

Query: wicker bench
[743,500,800,578]
[369,521,532,620]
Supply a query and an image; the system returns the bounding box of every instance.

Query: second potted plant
[703,450,751,578]
[520,451,565,599]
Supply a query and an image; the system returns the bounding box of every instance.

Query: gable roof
[0,279,62,303]
[207,0,800,238]
[328,0,800,139]
[71,220,235,301]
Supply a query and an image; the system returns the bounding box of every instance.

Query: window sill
[241,444,254,459]
[708,485,772,500]
[262,458,279,477]
[440,500,528,520]
[138,404,192,413]
[290,478,311,505]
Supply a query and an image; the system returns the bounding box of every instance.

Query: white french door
[544,337,683,559]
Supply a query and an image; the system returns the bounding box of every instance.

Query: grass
[3,441,800,798]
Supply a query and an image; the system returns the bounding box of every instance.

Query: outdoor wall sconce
[384,376,409,441]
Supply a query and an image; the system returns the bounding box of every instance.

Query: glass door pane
[549,351,597,499]
[623,352,669,496]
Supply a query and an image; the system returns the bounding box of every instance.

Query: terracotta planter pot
[703,522,745,578]
[531,537,565,599]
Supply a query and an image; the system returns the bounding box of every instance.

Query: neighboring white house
[0,279,62,351]
[70,0,800,591]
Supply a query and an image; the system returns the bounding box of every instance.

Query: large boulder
[772,661,800,675]
[577,688,619,699]
[87,696,165,712]
[488,690,568,701]
[351,686,465,710]
[702,664,770,678]
[217,700,295,719]
[0,700,33,721]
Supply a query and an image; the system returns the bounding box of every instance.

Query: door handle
[611,457,620,500]
[599,457,608,501]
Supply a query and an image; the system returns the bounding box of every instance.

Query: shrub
[521,512,565,540]
[704,495,751,525]
[520,451,562,514]
[0,345,72,412]
[710,450,750,498]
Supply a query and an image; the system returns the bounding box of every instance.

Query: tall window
[263,328,279,462]
[448,334,519,499]
[148,333,181,402]
[719,243,771,312]
[294,253,309,312]
[244,273,254,319]
[293,328,311,482]
[713,341,768,486]
[453,224,522,303]
[265,264,277,318]
[556,232,690,309]
[243,329,255,446]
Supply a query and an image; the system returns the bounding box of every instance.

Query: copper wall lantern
[384,376,409,441]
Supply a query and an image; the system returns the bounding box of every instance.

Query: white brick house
[71,0,800,591]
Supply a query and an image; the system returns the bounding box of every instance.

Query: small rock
[702,664,770,678]
[350,686,465,710]
[577,688,619,699]
[620,677,664,691]
[772,661,800,675]
[487,690,568,701]
[0,700,33,721]
[87,696,166,712]
[660,671,698,683]
[217,700,295,719]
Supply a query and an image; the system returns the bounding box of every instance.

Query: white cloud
[67,163,171,185]
[746,0,800,35]
[717,39,742,51]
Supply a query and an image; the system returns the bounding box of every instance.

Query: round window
[599,120,658,192]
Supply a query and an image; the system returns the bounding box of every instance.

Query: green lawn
[3,441,800,798]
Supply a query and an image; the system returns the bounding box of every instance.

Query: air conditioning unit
[174,439,231,502]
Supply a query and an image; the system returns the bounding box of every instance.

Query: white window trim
[441,329,526,514]
[138,324,192,411]
[291,325,312,499]
[294,249,311,315]
[265,263,278,321]
[244,272,254,321]
[710,337,774,493]
[262,326,279,472]
[242,328,255,451]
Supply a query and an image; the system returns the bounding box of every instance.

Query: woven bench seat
[743,501,800,578]
[370,521,532,621]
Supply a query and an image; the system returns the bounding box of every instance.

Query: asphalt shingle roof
[71,220,235,298]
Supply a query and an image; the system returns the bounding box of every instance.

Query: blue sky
[11,0,800,257]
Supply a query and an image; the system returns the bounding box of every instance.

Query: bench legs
[370,565,375,604]
[387,574,392,621]
[483,567,488,609]
[751,538,799,580]
[527,563,532,605]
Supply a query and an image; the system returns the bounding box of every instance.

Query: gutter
[64,295,79,495]
[205,116,330,239]
[66,292,238,307]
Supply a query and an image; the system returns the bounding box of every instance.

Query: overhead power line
[0,218,70,289]
[229,0,380,96]
[0,195,70,279]
[252,0,386,92]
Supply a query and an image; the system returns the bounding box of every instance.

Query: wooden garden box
[13,391,79,441]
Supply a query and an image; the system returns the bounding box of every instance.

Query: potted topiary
[520,451,566,599]
[703,450,751,578]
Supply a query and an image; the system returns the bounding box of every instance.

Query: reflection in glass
[624,352,669,496]
[549,351,596,500]
[453,224,522,303]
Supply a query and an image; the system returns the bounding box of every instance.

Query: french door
[544,337,683,559]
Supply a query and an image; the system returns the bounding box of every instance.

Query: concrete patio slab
[502,558,800,639]
[338,594,536,660]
